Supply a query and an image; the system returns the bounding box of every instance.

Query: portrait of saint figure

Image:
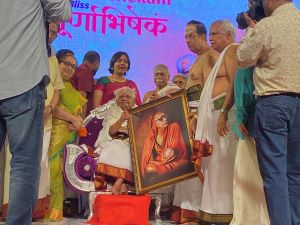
[129,92,196,193]
[141,111,189,178]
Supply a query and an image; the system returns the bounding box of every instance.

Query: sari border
[199,210,233,223]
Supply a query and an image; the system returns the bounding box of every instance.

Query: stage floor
[0,218,176,225]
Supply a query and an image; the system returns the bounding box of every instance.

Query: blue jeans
[255,95,300,225]
[0,82,45,225]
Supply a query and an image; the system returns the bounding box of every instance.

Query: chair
[63,101,168,222]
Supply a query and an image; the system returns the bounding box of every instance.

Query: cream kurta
[237,3,300,96]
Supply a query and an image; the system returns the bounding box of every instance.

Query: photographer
[0,1,71,225]
[237,1,300,225]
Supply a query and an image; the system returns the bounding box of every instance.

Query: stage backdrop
[54,0,300,96]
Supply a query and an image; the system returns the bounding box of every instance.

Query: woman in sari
[230,67,269,225]
[46,52,87,221]
[93,51,141,108]
[141,112,188,177]
[94,87,136,195]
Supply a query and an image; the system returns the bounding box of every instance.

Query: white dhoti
[194,43,239,223]
[171,177,203,223]
[199,108,238,222]
[94,104,133,183]
[230,137,270,225]
[96,139,132,173]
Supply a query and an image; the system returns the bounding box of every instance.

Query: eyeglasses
[155,115,167,122]
[61,61,77,70]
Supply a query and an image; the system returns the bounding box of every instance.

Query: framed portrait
[129,90,196,194]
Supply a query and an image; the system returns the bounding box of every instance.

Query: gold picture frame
[129,90,196,194]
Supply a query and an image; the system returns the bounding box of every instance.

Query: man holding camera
[237,1,300,225]
[0,1,71,225]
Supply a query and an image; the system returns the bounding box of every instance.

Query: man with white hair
[143,64,179,103]
[192,19,239,224]
[94,87,136,195]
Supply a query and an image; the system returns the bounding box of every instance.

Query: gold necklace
[109,75,126,83]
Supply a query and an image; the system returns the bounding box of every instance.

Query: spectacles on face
[61,61,77,70]
[155,115,167,122]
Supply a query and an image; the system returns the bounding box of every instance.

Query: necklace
[109,75,126,83]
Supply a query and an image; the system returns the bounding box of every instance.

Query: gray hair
[172,73,187,81]
[153,64,170,75]
[213,20,236,41]
[114,87,136,100]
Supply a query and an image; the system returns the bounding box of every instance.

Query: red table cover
[87,194,151,225]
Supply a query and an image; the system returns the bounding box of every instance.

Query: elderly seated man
[143,64,179,103]
[94,87,136,195]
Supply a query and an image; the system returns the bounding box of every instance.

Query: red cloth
[87,194,151,225]
[70,63,95,114]
[141,114,187,177]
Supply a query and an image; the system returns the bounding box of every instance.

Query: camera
[236,0,265,29]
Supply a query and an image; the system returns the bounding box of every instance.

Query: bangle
[48,105,54,113]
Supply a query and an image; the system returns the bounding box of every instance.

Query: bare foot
[111,178,124,195]
[120,183,128,194]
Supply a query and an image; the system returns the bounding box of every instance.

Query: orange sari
[141,119,187,178]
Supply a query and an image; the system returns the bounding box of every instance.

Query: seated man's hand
[118,126,128,134]
[119,110,131,123]
[166,88,180,98]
